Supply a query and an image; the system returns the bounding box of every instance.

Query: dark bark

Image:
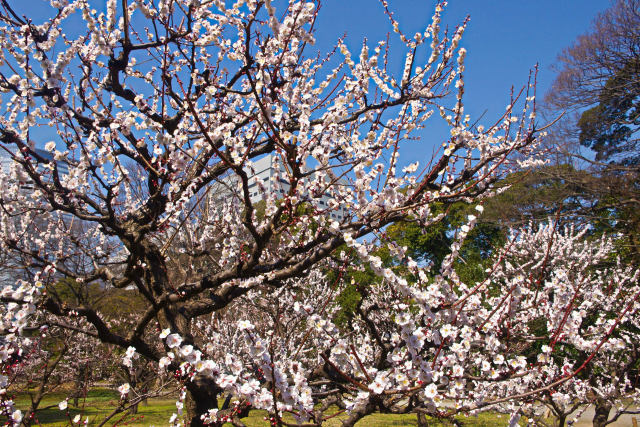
[417,412,430,427]
[24,346,67,426]
[557,414,566,427]
[185,375,222,427]
[593,398,612,427]
[341,399,376,427]
[73,364,89,407]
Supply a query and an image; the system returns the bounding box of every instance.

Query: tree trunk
[557,414,566,427]
[340,400,376,427]
[593,398,611,427]
[417,412,430,427]
[73,364,87,407]
[185,375,222,427]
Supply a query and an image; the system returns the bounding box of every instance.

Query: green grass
[13,389,182,426]
[216,405,514,426]
[12,389,514,426]
[234,411,512,426]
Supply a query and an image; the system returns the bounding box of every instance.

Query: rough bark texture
[185,375,222,427]
[417,412,430,426]
[341,399,376,427]
[557,414,566,427]
[593,398,612,427]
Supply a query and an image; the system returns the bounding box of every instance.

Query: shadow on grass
[13,389,514,426]
[14,389,179,426]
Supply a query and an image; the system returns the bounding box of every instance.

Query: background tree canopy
[546,0,640,165]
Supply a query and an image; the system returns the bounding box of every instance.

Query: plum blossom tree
[170,218,640,427]
[0,0,636,426]
[0,307,177,425]
[475,224,640,427]
[10,322,90,424]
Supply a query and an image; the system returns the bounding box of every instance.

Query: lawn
[12,389,514,426]
[240,411,512,426]
[13,389,179,426]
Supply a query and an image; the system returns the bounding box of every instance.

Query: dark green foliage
[480,165,596,228]
[334,277,362,327]
[542,0,640,264]
[577,58,640,165]
[329,246,388,327]
[386,202,504,284]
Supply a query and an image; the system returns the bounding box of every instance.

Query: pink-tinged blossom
[159,356,171,370]
[165,334,182,349]
[10,410,22,424]
[118,383,130,398]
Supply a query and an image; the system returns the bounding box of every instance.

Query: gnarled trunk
[73,363,89,407]
[417,412,431,426]
[185,375,222,427]
[341,399,376,427]
[593,398,611,427]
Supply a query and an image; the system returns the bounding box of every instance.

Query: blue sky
[313,1,609,121]
[304,1,611,164]
[19,0,609,160]
[22,0,608,124]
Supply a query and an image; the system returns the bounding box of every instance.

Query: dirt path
[569,406,638,426]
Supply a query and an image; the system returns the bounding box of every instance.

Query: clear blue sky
[313,1,609,121]
[22,0,608,122]
[19,1,610,158]
[305,1,610,163]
